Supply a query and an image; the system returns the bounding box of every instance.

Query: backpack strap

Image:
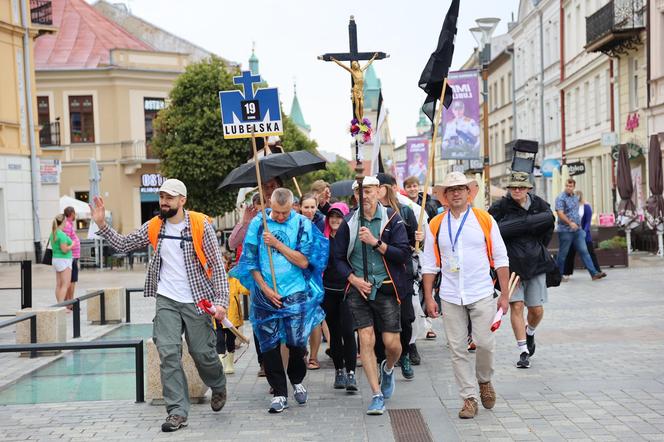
[430,208,494,268]
[147,216,163,251]
[188,211,212,279]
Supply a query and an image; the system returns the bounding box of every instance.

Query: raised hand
[89,196,106,227]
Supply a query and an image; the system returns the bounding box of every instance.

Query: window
[68,95,95,143]
[75,191,89,204]
[507,72,512,102]
[606,68,611,121]
[584,81,590,129]
[594,74,601,125]
[500,77,505,108]
[545,102,551,140]
[37,96,51,146]
[553,97,559,139]
[544,27,550,66]
[566,91,572,135]
[629,58,639,110]
[574,87,580,132]
[144,98,166,144]
[566,12,573,61]
[551,22,559,64]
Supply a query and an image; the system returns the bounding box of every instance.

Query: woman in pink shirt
[62,207,80,307]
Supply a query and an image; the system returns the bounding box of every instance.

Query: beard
[160,207,178,219]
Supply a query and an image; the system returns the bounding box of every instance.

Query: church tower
[289,81,311,138]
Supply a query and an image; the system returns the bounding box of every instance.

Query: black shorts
[345,283,401,333]
[71,258,79,283]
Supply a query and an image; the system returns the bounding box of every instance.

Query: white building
[511,0,562,203]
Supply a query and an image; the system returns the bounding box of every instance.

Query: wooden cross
[318,15,388,121]
[318,16,388,281]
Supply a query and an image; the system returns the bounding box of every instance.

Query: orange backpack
[428,207,495,269]
[147,211,213,279]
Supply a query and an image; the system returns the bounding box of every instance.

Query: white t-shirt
[156,220,194,303]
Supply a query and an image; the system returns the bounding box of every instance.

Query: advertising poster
[405,137,430,184]
[395,161,407,188]
[440,69,481,160]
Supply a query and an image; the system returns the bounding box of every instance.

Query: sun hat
[433,172,478,206]
[505,171,533,189]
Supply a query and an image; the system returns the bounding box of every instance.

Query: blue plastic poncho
[230,209,328,352]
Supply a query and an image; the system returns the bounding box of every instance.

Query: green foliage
[598,236,627,250]
[296,158,354,193]
[152,56,320,216]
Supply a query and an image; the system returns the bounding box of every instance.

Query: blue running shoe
[366,394,385,415]
[293,383,308,405]
[268,396,288,413]
[380,360,396,399]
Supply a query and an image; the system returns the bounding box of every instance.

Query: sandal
[307,358,320,370]
[426,330,437,340]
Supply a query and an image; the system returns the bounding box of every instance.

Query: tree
[152,56,319,215]
[297,158,354,192]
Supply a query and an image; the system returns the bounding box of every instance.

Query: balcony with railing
[39,121,60,147]
[585,0,645,56]
[30,0,52,26]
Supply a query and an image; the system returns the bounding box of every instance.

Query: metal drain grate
[388,408,434,442]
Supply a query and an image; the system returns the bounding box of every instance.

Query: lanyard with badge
[447,205,470,272]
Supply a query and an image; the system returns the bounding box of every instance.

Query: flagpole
[415,78,449,252]
[252,131,279,295]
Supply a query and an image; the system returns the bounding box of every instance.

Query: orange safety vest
[147,211,213,279]
[429,207,494,269]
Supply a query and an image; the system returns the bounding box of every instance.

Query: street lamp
[471,17,500,208]
[530,0,547,200]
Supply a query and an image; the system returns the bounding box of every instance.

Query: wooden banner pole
[415,78,449,252]
[251,131,278,295]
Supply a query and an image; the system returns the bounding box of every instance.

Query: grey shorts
[510,273,548,307]
[345,283,401,333]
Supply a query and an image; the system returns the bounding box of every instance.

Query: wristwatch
[372,240,383,250]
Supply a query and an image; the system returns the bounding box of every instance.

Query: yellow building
[0,0,57,260]
[35,0,223,235]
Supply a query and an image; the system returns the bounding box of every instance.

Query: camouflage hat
[506,171,533,189]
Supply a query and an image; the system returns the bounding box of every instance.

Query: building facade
[0,0,58,259]
[511,0,561,203]
[582,0,648,214]
[35,0,227,236]
[647,0,664,162]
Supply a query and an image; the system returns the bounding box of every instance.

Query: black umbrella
[617,144,636,214]
[330,180,355,198]
[218,150,327,190]
[646,134,664,225]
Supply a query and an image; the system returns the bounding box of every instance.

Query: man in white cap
[332,176,411,415]
[421,172,510,419]
[89,178,229,432]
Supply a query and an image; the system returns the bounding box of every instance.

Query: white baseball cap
[159,178,187,197]
[351,176,380,190]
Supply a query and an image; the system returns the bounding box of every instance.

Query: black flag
[418,0,459,123]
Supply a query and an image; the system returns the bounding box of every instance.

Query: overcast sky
[110,0,520,159]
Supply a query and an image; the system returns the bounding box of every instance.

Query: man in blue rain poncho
[231,188,328,414]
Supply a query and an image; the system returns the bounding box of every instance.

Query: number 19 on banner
[242,100,260,121]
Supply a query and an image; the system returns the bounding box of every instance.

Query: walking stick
[415,78,449,252]
[251,131,279,296]
[354,139,369,281]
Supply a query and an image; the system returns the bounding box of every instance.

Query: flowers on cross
[349,118,373,144]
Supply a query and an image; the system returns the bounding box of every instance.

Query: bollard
[21,260,32,310]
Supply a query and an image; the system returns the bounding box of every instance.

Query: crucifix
[319,16,388,281]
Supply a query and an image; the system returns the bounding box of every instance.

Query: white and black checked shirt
[98,211,229,313]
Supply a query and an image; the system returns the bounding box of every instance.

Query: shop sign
[141,173,164,193]
[625,112,640,132]
[611,143,643,161]
[567,161,586,176]
[598,213,615,227]
[40,159,61,184]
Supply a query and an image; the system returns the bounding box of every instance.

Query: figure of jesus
[329,53,378,121]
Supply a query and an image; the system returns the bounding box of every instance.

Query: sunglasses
[508,186,529,191]
[446,185,469,194]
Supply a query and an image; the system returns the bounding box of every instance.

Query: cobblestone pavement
[0,261,663,441]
